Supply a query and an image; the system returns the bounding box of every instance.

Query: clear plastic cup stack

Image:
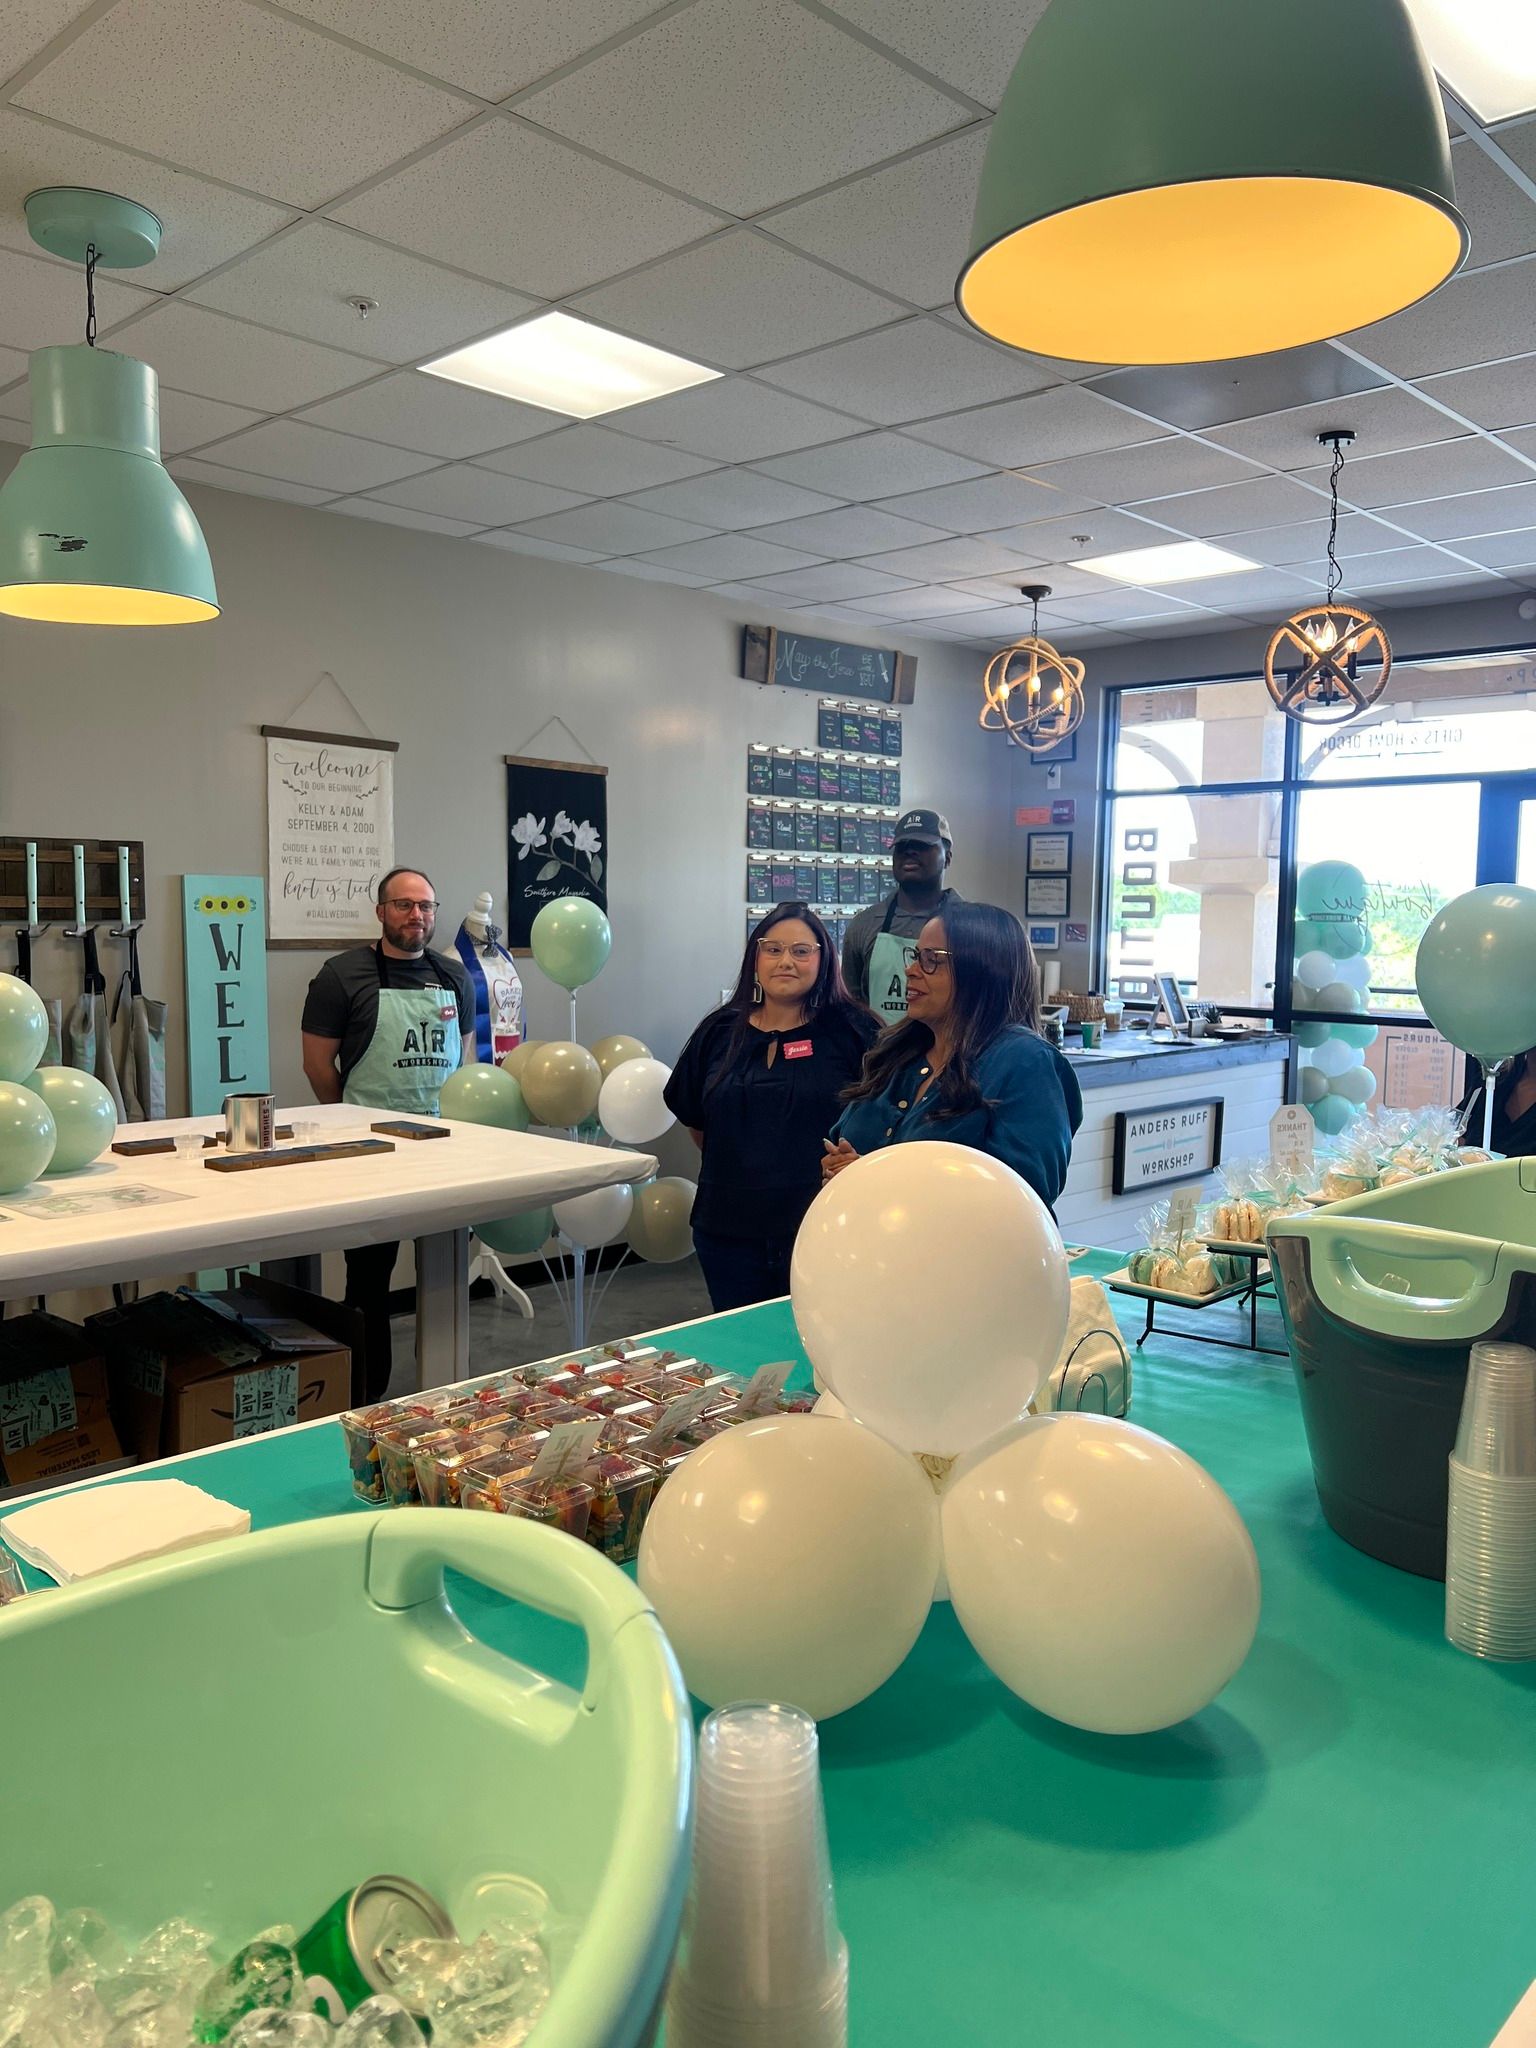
[1446,1340,1536,1660]
[667,1703,848,2048]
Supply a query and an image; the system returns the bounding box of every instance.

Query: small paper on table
[0,1478,250,1584]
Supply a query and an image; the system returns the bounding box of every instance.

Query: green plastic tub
[1268,1158,1536,1578]
[0,1510,693,2047]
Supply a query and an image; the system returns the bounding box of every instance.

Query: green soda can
[296,1875,455,2019]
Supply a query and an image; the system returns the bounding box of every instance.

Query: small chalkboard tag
[529,1414,604,1481]
[204,1139,395,1172]
[370,1121,450,1140]
[726,1361,795,1417]
[1270,1103,1315,1173]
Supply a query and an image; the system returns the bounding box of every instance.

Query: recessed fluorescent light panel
[1073,539,1259,585]
[421,310,720,419]
[1404,0,1536,122]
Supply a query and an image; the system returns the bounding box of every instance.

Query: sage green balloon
[1315,981,1362,1015]
[590,1032,651,1080]
[0,974,49,1084]
[628,1176,697,1264]
[521,1040,602,1128]
[1318,917,1370,960]
[1295,1022,1330,1048]
[1291,918,1324,957]
[28,1067,117,1173]
[531,897,612,992]
[1299,1065,1328,1105]
[1416,882,1536,1064]
[475,1207,554,1257]
[1296,861,1368,922]
[439,1062,530,1131]
[500,1039,545,1082]
[0,1082,56,1192]
[1308,1093,1356,1137]
[1329,1064,1377,1106]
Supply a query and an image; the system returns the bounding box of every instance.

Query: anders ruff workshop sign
[1112,1097,1225,1196]
[263,724,396,945]
[182,876,270,1116]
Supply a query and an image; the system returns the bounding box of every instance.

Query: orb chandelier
[1264,430,1391,726]
[980,585,1086,752]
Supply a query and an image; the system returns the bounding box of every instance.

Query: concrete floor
[382,1253,715,1398]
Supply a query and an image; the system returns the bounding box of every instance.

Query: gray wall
[0,462,1015,1115]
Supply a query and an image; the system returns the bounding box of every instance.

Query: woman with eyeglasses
[824,900,1081,1209]
[665,903,880,1311]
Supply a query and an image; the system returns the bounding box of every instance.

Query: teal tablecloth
[12,1261,1536,2045]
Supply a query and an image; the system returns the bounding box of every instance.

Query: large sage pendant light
[0,188,218,625]
[957,0,1466,366]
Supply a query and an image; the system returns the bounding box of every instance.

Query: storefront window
[1114,678,1286,790]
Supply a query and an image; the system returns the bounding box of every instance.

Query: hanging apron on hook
[66,929,126,1120]
[14,932,63,1068]
[113,928,166,1121]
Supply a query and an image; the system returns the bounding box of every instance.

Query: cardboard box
[0,1312,122,1488]
[91,1276,357,1460]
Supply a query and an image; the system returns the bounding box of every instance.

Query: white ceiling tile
[1375,572,1516,607]
[908,385,1163,466]
[821,0,1043,106]
[1387,480,1536,541]
[509,501,712,555]
[1218,511,1413,566]
[1044,589,1204,623]
[1484,425,1536,463]
[922,605,1036,639]
[276,0,666,98]
[1026,437,1263,504]
[1346,544,1473,589]
[296,371,556,458]
[759,316,1050,426]
[693,580,815,605]
[1142,569,1325,611]
[169,457,335,505]
[0,242,156,355]
[630,533,826,580]
[764,125,991,311]
[328,498,483,537]
[950,562,1115,601]
[1416,357,1536,431]
[17,0,474,209]
[852,535,1035,580]
[749,563,919,602]
[873,471,1092,534]
[751,431,990,497]
[1087,343,1388,432]
[332,116,719,299]
[475,425,717,495]
[473,530,606,561]
[0,413,29,447]
[570,229,902,371]
[1138,475,1329,538]
[516,0,970,213]
[618,468,844,529]
[612,379,864,461]
[1307,437,1536,509]
[1204,386,1471,469]
[0,107,294,291]
[154,388,265,455]
[980,507,1174,560]
[1443,527,1536,570]
[198,417,435,491]
[186,222,539,363]
[107,301,380,410]
[371,464,589,525]
[0,344,29,392]
[1451,139,1536,270]
[745,505,950,555]
[2,0,97,79]
[1343,257,1536,379]
[600,557,716,585]
[842,585,1001,619]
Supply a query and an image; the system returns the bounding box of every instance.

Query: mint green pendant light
[0,188,218,625]
[957,0,1466,366]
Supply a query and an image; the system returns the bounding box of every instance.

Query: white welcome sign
[264,725,396,944]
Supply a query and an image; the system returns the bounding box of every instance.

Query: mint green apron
[868,896,917,1026]
[342,946,463,1114]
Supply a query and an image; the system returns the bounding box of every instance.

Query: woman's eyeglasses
[910,947,953,975]
[758,941,821,962]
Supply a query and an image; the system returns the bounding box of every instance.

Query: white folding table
[0,1104,655,1388]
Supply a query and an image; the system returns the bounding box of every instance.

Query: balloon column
[1416,883,1536,1150]
[641,1141,1261,1731]
[1291,861,1377,1136]
[452,896,696,1341]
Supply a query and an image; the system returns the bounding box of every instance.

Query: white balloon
[1328,1064,1377,1105]
[1307,1034,1360,1079]
[1296,949,1334,990]
[942,1414,1261,1734]
[813,1389,951,1601]
[1331,954,1373,992]
[599,1057,675,1145]
[639,1415,939,1718]
[791,1140,1069,1458]
[552,1181,633,1248]
[1298,1064,1329,1105]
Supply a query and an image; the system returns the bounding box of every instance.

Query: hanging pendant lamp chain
[84,241,98,348]
[1325,437,1344,606]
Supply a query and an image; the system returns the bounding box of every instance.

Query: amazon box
[91,1279,354,1461]
[0,1313,122,1489]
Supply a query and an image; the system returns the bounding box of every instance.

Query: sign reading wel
[182,875,270,1115]
[1112,1097,1224,1195]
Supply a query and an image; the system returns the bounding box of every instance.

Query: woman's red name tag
[783,1039,813,1060]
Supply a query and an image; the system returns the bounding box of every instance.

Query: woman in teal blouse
[824,900,1082,1209]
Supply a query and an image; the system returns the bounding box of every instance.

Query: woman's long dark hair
[843,900,1040,1119]
[705,903,860,1091]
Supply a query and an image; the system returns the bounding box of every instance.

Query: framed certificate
[1027,831,1072,874]
[1026,875,1070,918]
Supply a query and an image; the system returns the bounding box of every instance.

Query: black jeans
[344,1239,399,1403]
[692,1229,795,1314]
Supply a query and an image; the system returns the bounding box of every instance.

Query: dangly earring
[753,977,763,1005]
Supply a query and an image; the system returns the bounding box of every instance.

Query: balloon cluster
[1291,861,1377,1136]
[640,1141,1261,1733]
[0,974,118,1194]
[438,897,697,1267]
[1415,882,1536,1071]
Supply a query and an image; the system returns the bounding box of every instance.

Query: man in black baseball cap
[842,807,961,1024]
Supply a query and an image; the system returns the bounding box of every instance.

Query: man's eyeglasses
[758,941,821,962]
[910,947,953,975]
[385,898,438,914]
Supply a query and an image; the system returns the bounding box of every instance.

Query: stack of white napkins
[0,1479,250,1583]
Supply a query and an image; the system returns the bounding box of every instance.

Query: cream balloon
[1308,1035,1360,1079]
[627,1176,695,1262]
[1298,1064,1329,1105]
[1295,950,1335,990]
[552,1181,633,1249]
[814,1390,952,1601]
[1331,954,1372,993]
[499,1039,545,1083]
[942,1413,1260,1734]
[1329,1064,1377,1105]
[589,1033,651,1081]
[638,1415,940,1718]
[790,1140,1069,1457]
[598,1057,675,1145]
[520,1040,602,1127]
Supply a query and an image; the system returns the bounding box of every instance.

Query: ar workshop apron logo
[397,1021,450,1068]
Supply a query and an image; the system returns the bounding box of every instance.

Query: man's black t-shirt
[301,944,475,1086]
